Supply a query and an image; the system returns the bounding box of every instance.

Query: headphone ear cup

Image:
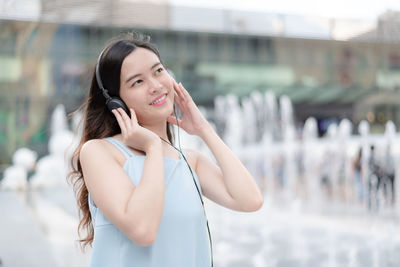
[107,97,129,115]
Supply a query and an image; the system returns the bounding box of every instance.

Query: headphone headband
[96,48,112,102]
[95,47,129,114]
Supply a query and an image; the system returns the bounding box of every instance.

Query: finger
[167,115,182,126]
[112,109,127,134]
[179,83,192,101]
[117,108,132,132]
[172,79,180,91]
[176,82,189,103]
[129,108,138,125]
[176,85,196,112]
[173,80,186,100]
[173,88,183,102]
[172,79,179,93]
[173,81,184,102]
[173,90,184,105]
[173,91,186,113]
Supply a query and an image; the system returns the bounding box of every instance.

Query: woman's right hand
[112,108,161,153]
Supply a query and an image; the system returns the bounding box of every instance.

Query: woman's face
[119,47,174,124]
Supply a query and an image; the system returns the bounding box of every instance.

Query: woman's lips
[150,93,168,106]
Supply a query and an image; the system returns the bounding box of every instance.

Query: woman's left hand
[167,80,211,137]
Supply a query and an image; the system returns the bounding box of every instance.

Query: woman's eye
[155,67,164,74]
[132,80,142,87]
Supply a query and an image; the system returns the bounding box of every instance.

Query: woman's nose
[149,78,162,93]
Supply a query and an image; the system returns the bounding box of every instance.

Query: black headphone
[96,48,130,114]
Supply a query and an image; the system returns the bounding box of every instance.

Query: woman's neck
[140,121,169,141]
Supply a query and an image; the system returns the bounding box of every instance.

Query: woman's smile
[150,93,168,106]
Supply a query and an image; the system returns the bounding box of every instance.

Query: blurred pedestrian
[368,145,384,210]
[383,144,395,206]
[352,148,364,201]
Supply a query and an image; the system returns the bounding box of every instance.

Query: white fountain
[214,95,227,138]
[249,91,264,142]
[358,120,371,206]
[223,94,243,152]
[338,118,356,203]
[207,92,400,267]
[30,104,74,189]
[302,117,323,207]
[263,91,279,142]
[261,91,279,197]
[242,97,257,144]
[279,95,298,200]
[1,148,37,190]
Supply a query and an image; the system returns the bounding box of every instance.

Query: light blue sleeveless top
[88,137,211,267]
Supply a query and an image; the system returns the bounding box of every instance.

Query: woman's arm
[195,125,263,212]
[81,108,165,246]
[168,81,263,212]
[81,139,164,246]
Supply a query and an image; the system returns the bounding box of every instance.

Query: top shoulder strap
[104,137,134,159]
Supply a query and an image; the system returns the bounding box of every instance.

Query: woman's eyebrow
[151,62,161,69]
[125,62,162,84]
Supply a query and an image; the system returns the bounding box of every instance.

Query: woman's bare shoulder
[80,139,109,156]
[80,139,125,165]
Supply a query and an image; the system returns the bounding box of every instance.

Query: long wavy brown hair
[68,33,175,249]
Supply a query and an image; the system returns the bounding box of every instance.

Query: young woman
[69,33,263,267]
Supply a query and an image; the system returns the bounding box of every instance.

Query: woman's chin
[144,112,173,124]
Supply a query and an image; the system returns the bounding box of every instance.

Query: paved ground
[0,191,58,267]
[0,189,90,267]
[2,188,400,267]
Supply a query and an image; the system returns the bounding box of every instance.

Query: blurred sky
[171,0,400,20]
[2,0,400,21]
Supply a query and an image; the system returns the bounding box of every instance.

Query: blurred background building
[1,0,400,166]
